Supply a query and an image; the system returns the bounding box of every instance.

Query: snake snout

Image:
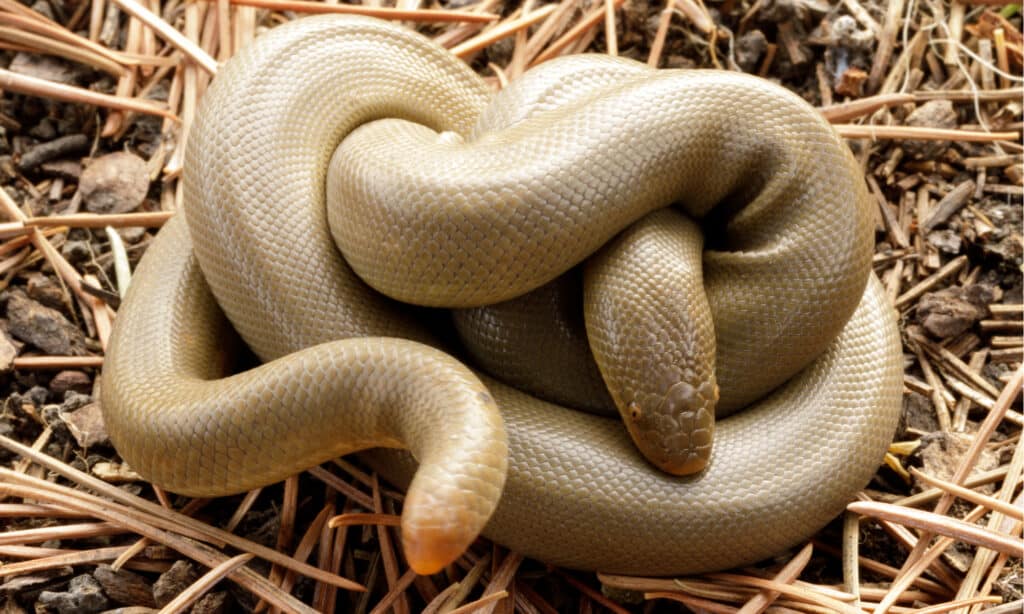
[624,377,718,475]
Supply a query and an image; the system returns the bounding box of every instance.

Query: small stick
[13,356,104,369]
[445,590,510,614]
[0,522,127,546]
[993,28,1011,89]
[737,543,812,614]
[819,93,914,122]
[450,5,557,58]
[847,501,1021,556]
[224,489,262,535]
[603,0,617,55]
[229,0,497,23]
[943,0,966,65]
[368,569,418,614]
[0,68,177,120]
[0,26,126,77]
[647,4,673,67]
[834,125,1019,142]
[894,254,968,309]
[920,180,975,233]
[675,0,714,34]
[910,468,1023,520]
[704,573,861,614]
[532,0,623,66]
[867,0,906,93]
[644,591,734,613]
[914,87,1023,102]
[109,0,218,75]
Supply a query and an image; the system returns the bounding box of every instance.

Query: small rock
[0,569,73,598]
[735,30,767,73]
[117,227,147,244]
[92,566,155,609]
[917,431,1000,492]
[902,391,939,433]
[758,0,801,22]
[916,285,994,338]
[90,462,142,484]
[28,118,57,141]
[0,331,16,373]
[18,385,50,408]
[60,240,92,265]
[36,574,109,614]
[192,591,229,614]
[61,391,94,411]
[152,561,196,608]
[50,369,92,396]
[26,273,67,311]
[79,152,150,214]
[60,401,108,448]
[4,289,87,355]
[904,101,957,159]
[830,15,874,50]
[926,229,962,255]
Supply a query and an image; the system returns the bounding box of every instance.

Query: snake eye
[628,402,642,421]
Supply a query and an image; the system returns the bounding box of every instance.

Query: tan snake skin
[101,15,904,575]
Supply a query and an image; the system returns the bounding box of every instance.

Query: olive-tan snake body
[102,15,903,576]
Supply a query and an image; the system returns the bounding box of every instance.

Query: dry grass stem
[834,124,1020,142]
[532,0,624,65]
[0,67,177,119]
[848,501,1022,556]
[451,4,557,57]
[819,93,915,122]
[12,355,104,369]
[108,0,218,74]
[736,542,813,614]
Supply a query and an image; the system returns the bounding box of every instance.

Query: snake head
[622,377,718,476]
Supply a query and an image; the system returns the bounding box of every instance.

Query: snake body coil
[102,15,903,575]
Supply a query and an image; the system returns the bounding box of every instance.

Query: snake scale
[101,15,904,576]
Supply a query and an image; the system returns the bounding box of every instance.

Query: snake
[101,14,904,576]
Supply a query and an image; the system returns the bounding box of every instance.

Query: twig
[737,543,812,614]
[450,5,557,58]
[0,68,177,120]
[835,125,1019,142]
[848,500,1021,556]
[108,0,218,75]
[819,94,915,122]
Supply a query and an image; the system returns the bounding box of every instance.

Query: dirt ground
[0,0,1021,612]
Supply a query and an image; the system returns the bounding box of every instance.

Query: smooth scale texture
[101,15,904,575]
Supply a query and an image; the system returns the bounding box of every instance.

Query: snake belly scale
[101,14,904,576]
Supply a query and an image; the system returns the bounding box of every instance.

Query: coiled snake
[101,15,903,575]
